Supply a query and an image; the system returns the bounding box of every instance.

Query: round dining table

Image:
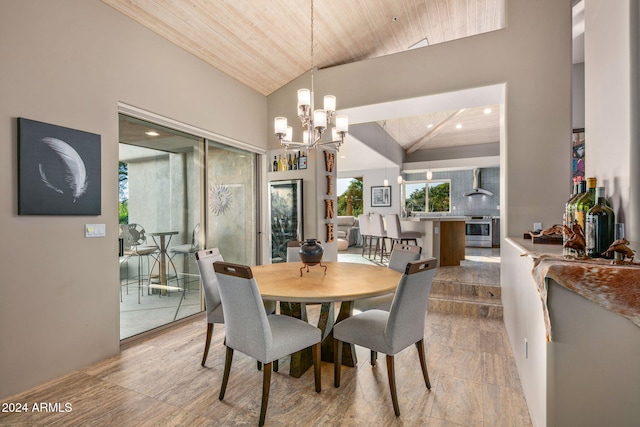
[251,261,402,377]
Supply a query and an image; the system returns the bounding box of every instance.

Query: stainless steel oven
[465,217,492,247]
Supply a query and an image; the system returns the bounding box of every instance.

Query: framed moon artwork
[18,118,101,215]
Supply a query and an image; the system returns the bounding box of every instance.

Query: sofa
[336,216,359,249]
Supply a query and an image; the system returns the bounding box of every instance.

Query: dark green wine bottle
[585,187,615,258]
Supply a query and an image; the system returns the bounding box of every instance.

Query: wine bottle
[277,154,283,171]
[298,151,307,169]
[586,187,615,258]
[273,156,278,172]
[564,177,581,226]
[563,177,584,256]
[574,177,597,232]
[292,153,298,170]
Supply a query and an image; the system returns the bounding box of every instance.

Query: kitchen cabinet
[400,217,466,266]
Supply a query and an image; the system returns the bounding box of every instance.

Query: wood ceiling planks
[102,0,503,96]
[102,0,504,152]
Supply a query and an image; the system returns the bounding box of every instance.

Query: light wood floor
[0,308,531,426]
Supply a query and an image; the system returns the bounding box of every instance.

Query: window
[403,179,451,213]
[337,177,363,217]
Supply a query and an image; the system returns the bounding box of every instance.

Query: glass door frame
[118,103,266,339]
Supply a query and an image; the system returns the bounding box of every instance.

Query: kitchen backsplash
[404,167,500,217]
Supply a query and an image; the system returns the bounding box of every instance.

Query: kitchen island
[400,216,467,266]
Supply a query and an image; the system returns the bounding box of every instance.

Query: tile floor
[2,246,533,426]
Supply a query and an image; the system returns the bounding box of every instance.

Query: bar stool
[358,214,372,257]
[385,214,421,246]
[369,214,388,263]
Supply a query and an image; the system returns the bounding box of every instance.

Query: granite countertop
[402,216,468,222]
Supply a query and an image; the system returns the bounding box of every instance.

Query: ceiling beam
[406,109,466,154]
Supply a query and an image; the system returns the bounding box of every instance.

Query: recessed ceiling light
[427,124,434,128]
[145,131,159,137]
[484,108,492,114]
[456,124,463,129]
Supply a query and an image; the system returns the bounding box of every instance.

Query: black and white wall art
[18,118,101,215]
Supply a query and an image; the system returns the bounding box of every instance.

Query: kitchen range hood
[464,168,494,197]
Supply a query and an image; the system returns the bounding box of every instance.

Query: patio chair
[169,223,200,292]
[119,223,158,304]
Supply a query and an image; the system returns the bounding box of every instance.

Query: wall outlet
[525,338,529,359]
[434,226,439,235]
[533,222,542,231]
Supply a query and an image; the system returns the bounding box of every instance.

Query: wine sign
[324,151,335,172]
[324,199,335,219]
[326,175,333,195]
[326,223,335,243]
[323,150,336,242]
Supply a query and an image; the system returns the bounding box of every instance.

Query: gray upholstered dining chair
[333,258,438,417]
[213,261,322,426]
[194,248,277,367]
[286,240,303,262]
[354,243,422,312]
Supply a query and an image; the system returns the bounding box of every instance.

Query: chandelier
[274,0,348,150]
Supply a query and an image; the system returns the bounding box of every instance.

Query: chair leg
[334,339,343,387]
[386,355,400,416]
[313,342,321,393]
[259,361,272,426]
[219,346,234,400]
[415,339,431,390]
[370,350,377,366]
[201,323,214,366]
[274,359,279,373]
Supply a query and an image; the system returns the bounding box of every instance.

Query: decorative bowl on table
[299,239,324,265]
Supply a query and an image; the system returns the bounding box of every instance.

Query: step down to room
[428,279,503,319]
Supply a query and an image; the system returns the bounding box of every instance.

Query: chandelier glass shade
[274,0,348,150]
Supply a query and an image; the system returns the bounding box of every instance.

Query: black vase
[299,239,324,265]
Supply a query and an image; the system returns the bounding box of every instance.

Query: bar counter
[400,216,467,266]
[503,237,640,426]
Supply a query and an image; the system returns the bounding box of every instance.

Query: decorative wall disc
[209,183,233,216]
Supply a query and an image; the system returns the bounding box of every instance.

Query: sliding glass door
[118,114,204,339]
[205,141,258,265]
[118,114,261,340]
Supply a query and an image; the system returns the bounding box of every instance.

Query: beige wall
[585,0,638,249]
[0,0,266,399]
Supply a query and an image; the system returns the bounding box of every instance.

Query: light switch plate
[533,222,542,231]
[85,224,106,238]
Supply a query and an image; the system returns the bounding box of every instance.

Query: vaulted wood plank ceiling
[103,0,504,153]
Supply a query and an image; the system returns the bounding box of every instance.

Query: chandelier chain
[273,0,348,150]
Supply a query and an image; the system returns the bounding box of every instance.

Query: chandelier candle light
[274,0,348,150]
